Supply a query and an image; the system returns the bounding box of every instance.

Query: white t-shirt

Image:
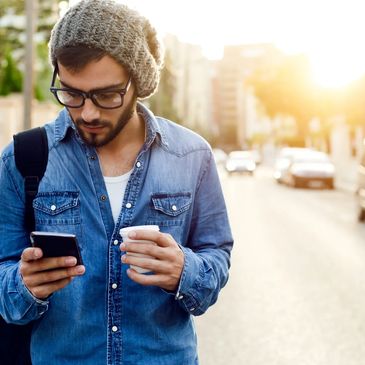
[104,170,133,223]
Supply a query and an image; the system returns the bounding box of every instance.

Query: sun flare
[118,0,365,90]
[309,48,365,89]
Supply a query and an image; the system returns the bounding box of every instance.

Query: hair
[55,46,107,72]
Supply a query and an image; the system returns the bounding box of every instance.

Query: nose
[80,98,101,122]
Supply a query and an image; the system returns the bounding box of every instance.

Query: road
[195,165,365,365]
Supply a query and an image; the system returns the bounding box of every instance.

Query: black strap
[14,127,48,233]
[0,127,49,365]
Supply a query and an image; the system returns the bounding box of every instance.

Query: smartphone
[30,231,83,265]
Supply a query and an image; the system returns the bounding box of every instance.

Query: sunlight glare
[118,0,365,87]
[310,51,365,89]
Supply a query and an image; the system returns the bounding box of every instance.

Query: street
[195,165,365,365]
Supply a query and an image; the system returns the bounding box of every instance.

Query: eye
[60,90,81,101]
[65,90,80,98]
[96,92,119,101]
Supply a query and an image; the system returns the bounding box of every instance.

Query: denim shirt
[0,103,233,365]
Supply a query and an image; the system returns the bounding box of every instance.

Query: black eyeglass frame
[49,66,132,109]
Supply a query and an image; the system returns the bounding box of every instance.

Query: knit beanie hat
[49,0,164,99]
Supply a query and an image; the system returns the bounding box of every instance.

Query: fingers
[21,247,43,262]
[121,241,166,260]
[21,261,85,300]
[23,264,85,288]
[120,231,184,291]
[125,269,179,292]
[20,247,86,300]
[126,230,174,247]
[121,253,173,274]
[30,277,74,300]
[20,255,81,276]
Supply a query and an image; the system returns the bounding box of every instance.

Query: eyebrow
[59,80,127,92]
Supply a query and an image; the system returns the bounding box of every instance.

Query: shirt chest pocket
[33,192,81,226]
[147,193,192,227]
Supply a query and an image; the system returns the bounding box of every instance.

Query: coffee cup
[119,225,160,273]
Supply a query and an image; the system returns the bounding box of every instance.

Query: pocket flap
[151,193,192,217]
[33,192,79,216]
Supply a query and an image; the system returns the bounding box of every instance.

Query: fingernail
[120,243,126,250]
[128,231,136,239]
[34,250,41,258]
[76,266,85,274]
[65,257,77,265]
[121,255,126,262]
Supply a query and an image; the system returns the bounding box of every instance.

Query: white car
[281,150,335,189]
[225,151,256,175]
[274,147,312,183]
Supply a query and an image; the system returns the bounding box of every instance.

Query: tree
[0,0,59,98]
[0,49,22,95]
[248,54,316,145]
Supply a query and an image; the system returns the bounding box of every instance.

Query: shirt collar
[54,108,75,144]
[136,102,168,150]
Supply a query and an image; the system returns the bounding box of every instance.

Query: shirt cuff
[173,245,203,315]
[16,265,49,316]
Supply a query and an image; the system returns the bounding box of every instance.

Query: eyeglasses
[49,67,131,109]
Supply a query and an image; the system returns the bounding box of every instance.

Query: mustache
[75,119,109,128]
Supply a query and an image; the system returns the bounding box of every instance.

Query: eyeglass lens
[55,90,124,108]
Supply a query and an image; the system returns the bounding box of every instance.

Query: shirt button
[178,295,184,300]
[113,239,119,246]
[126,202,132,209]
[112,283,118,289]
[171,205,177,211]
[50,205,56,211]
[101,195,107,201]
[190,308,195,312]
[136,161,141,168]
[112,326,118,332]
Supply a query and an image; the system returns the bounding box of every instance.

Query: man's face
[57,56,137,147]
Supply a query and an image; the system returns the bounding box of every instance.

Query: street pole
[23,0,37,130]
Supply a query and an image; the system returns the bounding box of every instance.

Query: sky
[68,0,365,88]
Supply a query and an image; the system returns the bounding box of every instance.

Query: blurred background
[2,0,365,364]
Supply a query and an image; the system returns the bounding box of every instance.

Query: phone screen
[30,231,83,265]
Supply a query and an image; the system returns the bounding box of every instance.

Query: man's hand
[120,230,184,292]
[20,247,85,299]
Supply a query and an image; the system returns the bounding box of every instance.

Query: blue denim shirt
[0,103,233,365]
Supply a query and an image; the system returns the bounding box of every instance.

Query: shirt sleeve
[0,151,49,324]
[173,149,233,316]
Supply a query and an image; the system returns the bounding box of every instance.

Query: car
[225,151,256,175]
[280,150,335,189]
[273,147,312,183]
[356,152,365,222]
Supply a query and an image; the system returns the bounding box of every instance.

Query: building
[163,34,213,136]
[215,44,283,149]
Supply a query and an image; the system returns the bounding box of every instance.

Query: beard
[74,95,137,147]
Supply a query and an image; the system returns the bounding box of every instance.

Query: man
[0,1,233,364]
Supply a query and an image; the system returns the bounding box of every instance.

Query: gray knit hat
[49,0,164,99]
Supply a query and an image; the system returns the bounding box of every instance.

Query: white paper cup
[119,225,160,273]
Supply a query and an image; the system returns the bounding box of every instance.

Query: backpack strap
[13,127,48,233]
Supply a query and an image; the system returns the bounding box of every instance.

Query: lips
[81,124,105,134]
